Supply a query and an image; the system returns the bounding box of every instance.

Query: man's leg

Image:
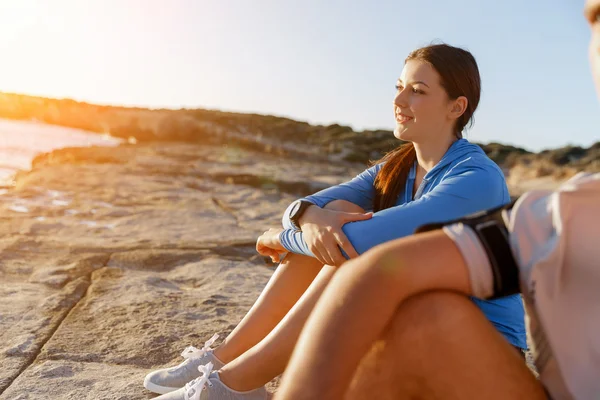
[347,291,545,400]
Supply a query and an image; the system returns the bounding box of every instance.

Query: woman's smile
[395,111,414,124]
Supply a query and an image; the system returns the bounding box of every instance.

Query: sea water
[0,118,121,186]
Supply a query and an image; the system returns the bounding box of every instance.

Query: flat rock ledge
[0,142,537,399]
[0,142,363,399]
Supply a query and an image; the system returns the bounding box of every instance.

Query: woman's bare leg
[213,200,364,364]
[213,252,323,363]
[218,264,337,390]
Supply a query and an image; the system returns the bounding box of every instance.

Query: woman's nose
[394,89,408,108]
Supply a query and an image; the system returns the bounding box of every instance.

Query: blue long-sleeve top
[279,138,527,349]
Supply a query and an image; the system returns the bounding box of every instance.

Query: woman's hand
[256,228,287,263]
[299,206,372,267]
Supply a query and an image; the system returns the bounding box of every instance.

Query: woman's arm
[281,164,381,230]
[279,161,507,257]
[256,201,370,264]
[276,230,473,399]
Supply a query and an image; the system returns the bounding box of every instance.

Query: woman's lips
[396,114,414,123]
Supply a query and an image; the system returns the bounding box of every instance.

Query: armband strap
[415,201,520,299]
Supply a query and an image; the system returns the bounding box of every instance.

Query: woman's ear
[449,96,468,120]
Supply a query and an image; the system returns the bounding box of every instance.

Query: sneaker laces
[184,362,214,400]
[170,334,220,371]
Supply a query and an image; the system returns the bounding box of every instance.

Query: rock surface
[0,89,568,397]
[0,141,364,399]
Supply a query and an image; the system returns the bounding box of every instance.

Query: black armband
[415,201,521,299]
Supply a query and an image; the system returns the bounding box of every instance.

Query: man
[275,1,600,399]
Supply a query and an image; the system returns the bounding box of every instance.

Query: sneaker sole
[143,375,180,395]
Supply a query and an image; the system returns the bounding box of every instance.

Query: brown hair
[372,43,481,212]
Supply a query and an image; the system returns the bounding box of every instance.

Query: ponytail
[372,143,416,212]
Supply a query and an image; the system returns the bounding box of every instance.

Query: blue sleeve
[281,164,381,230]
[279,229,315,256]
[280,159,509,256]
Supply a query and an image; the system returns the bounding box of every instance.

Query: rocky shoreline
[1,92,598,187]
[0,140,366,399]
[0,92,583,398]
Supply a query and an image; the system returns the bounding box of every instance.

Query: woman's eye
[412,87,423,94]
[395,84,403,91]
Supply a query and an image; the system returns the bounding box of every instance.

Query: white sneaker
[153,362,270,400]
[144,334,225,394]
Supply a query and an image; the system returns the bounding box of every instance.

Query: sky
[0,0,597,151]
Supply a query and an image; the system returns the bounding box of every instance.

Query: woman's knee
[323,200,365,213]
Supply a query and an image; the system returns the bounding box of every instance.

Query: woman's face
[393,60,463,143]
[586,0,600,96]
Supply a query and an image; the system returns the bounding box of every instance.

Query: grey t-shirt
[444,172,600,400]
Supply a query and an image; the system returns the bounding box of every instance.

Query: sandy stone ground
[0,142,363,399]
[0,142,544,399]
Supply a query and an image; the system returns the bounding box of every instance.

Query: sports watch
[289,200,313,230]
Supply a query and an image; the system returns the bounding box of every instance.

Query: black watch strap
[290,200,313,230]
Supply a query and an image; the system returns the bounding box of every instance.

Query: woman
[145,43,526,400]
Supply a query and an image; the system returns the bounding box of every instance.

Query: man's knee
[349,293,544,400]
[385,291,482,352]
[346,292,485,399]
[399,291,477,330]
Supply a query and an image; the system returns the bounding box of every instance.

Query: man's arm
[276,230,473,400]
